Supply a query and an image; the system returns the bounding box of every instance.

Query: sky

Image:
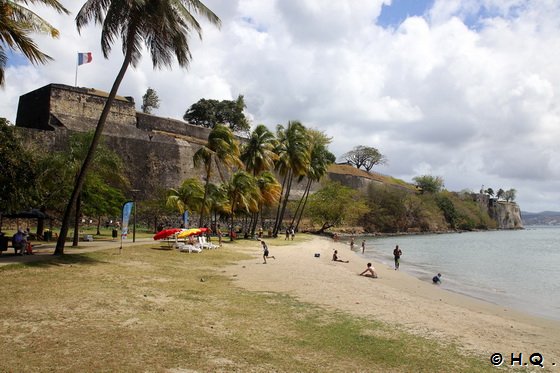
[2,0,560,213]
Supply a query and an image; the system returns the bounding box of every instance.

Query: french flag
[78,52,93,65]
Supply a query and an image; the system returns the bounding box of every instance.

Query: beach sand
[225,236,560,363]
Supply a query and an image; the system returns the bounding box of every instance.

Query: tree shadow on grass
[0,253,106,271]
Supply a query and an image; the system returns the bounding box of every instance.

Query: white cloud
[2,0,560,212]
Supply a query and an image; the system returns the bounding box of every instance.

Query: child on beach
[261,240,275,264]
[359,263,378,278]
[332,250,349,263]
[432,273,442,284]
[361,240,366,254]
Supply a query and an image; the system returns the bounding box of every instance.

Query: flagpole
[75,52,78,87]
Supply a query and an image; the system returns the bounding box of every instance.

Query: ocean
[355,226,560,321]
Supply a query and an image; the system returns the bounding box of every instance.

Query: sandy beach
[225,235,560,363]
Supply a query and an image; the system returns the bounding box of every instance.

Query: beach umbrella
[153,228,182,240]
[176,228,201,238]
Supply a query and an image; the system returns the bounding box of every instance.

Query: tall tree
[166,178,205,220]
[0,0,69,86]
[240,124,277,176]
[291,129,335,230]
[55,0,220,255]
[223,171,259,240]
[241,124,278,236]
[193,124,242,226]
[141,87,160,114]
[342,145,387,172]
[183,95,250,132]
[272,121,310,236]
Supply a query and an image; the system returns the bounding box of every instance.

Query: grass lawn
[0,240,495,372]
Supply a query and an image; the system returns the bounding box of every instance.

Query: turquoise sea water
[355,227,560,321]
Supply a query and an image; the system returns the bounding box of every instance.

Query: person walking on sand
[361,240,366,254]
[332,250,349,263]
[261,240,275,264]
[393,245,402,270]
[359,263,378,278]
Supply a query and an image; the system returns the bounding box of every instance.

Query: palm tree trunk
[72,192,81,247]
[54,43,133,255]
[295,180,313,231]
[273,171,289,236]
[290,178,311,228]
[277,172,294,234]
[199,166,211,227]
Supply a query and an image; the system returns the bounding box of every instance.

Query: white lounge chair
[174,242,202,253]
[198,236,218,249]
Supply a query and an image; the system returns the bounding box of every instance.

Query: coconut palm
[55,0,220,254]
[0,0,69,86]
[291,130,335,230]
[193,124,243,226]
[241,124,277,176]
[241,124,278,235]
[272,121,310,236]
[223,171,259,241]
[166,178,205,225]
[252,171,281,235]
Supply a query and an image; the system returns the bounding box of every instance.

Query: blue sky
[378,0,433,28]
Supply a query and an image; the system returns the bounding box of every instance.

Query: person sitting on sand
[261,240,275,264]
[332,250,349,263]
[359,263,378,278]
[433,273,442,284]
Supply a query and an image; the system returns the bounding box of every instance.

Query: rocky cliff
[489,201,524,229]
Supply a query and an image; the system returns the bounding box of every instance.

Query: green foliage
[0,119,37,213]
[435,194,458,228]
[413,175,445,194]
[141,87,160,114]
[306,181,367,232]
[0,0,69,86]
[183,95,250,132]
[360,185,496,233]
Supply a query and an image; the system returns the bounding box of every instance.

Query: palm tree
[241,124,277,176]
[0,0,69,86]
[54,0,220,255]
[166,178,205,225]
[223,171,259,241]
[291,130,335,230]
[253,171,281,234]
[193,124,242,226]
[241,124,278,235]
[272,121,310,236]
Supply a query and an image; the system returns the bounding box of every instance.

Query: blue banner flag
[121,201,134,239]
[182,211,189,228]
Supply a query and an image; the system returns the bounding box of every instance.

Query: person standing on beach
[350,237,355,250]
[261,240,275,264]
[393,245,402,270]
[361,240,366,254]
[359,263,378,278]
